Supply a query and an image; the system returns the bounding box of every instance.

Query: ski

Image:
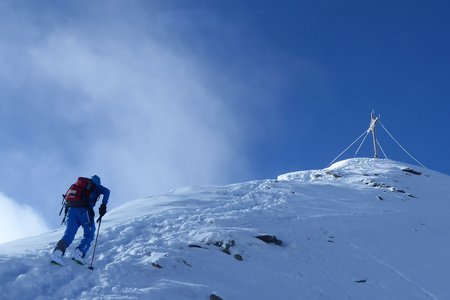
[50,259,64,267]
[72,258,85,266]
[50,258,94,269]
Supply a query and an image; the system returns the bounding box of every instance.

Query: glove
[97,203,107,222]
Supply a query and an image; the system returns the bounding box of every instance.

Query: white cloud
[0,192,49,244]
[26,27,249,202]
[0,1,283,227]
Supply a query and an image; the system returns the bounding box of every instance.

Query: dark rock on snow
[255,235,283,245]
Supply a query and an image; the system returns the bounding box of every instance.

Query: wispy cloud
[28,21,250,197]
[0,192,49,244]
[0,1,260,227]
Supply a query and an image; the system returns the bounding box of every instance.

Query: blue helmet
[91,175,101,185]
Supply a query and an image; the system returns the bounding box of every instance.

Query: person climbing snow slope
[51,175,110,266]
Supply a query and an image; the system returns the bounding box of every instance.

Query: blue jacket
[89,184,110,208]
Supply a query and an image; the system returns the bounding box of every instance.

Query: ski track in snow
[349,242,438,300]
[0,158,449,299]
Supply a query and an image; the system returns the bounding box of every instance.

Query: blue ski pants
[59,207,95,257]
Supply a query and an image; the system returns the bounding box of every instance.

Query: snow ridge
[0,158,449,299]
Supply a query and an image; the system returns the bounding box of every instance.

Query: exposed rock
[325,171,343,178]
[210,293,223,300]
[255,235,283,245]
[188,244,207,249]
[182,260,192,267]
[402,168,422,175]
[210,240,236,255]
[234,254,243,261]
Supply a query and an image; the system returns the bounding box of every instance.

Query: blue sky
[0,0,449,241]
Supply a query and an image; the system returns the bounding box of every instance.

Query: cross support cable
[329,111,426,168]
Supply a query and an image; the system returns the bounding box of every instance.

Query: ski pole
[88,218,102,270]
[59,194,66,216]
[59,195,68,225]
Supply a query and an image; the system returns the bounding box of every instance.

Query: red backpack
[64,177,96,207]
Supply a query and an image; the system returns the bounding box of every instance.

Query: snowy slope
[1,158,449,300]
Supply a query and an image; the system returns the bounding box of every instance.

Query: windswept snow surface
[1,158,449,299]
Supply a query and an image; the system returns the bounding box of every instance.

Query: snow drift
[0,158,449,300]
